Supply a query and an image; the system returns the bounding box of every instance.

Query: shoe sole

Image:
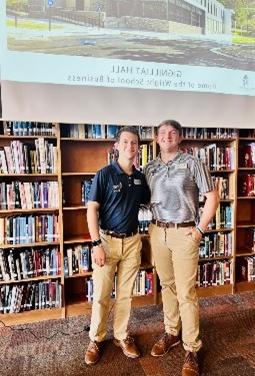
[113,339,140,359]
[151,340,181,357]
[85,359,99,366]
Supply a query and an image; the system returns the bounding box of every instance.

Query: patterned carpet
[1,292,255,376]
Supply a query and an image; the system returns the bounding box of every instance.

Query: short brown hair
[157,119,182,136]
[116,126,140,143]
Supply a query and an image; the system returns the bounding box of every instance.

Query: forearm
[87,204,100,241]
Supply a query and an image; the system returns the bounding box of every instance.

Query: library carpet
[1,292,255,376]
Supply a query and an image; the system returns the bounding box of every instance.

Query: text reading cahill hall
[110,65,182,78]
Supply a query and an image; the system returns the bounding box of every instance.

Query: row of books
[196,261,232,287]
[135,144,153,169]
[0,214,59,244]
[64,245,91,276]
[236,256,255,282]
[238,174,255,197]
[199,232,232,259]
[0,248,61,282]
[203,204,232,229]
[0,280,62,314]
[2,121,56,136]
[203,203,233,230]
[81,179,93,206]
[107,144,153,169]
[0,181,59,210]
[85,271,154,302]
[238,143,255,168]
[0,139,58,174]
[181,145,234,170]
[211,176,229,200]
[182,128,237,139]
[60,124,153,140]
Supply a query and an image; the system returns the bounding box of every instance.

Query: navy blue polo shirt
[89,162,150,233]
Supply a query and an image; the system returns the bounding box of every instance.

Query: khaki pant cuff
[183,339,202,353]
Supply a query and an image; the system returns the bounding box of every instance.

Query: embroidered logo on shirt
[113,182,122,192]
[134,179,141,185]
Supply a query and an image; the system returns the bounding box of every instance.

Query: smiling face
[156,124,182,154]
[116,131,139,162]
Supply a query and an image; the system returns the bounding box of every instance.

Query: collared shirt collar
[111,161,138,176]
[157,150,183,166]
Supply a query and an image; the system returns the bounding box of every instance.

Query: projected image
[2,0,255,95]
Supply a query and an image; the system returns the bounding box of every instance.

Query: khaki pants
[89,231,142,342]
[149,223,202,352]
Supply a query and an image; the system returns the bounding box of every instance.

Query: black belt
[100,229,138,239]
[152,219,195,229]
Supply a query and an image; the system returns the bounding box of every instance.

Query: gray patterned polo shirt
[144,151,214,223]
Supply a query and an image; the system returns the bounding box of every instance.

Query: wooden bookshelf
[1,122,255,324]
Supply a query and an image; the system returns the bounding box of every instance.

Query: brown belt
[152,219,195,229]
[100,229,138,239]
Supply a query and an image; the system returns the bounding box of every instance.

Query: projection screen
[1,0,255,127]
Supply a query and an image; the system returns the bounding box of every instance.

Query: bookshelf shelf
[65,272,92,279]
[0,275,61,285]
[1,242,60,249]
[0,308,64,326]
[61,138,115,142]
[205,228,233,233]
[237,196,255,200]
[63,206,87,211]
[62,172,96,176]
[199,256,233,262]
[209,169,235,174]
[197,284,233,297]
[0,174,58,178]
[182,138,235,142]
[64,236,91,244]
[236,252,255,257]
[0,135,57,140]
[236,222,255,228]
[235,281,255,293]
[238,167,255,171]
[0,208,59,214]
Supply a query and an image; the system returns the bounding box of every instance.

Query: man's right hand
[92,245,106,267]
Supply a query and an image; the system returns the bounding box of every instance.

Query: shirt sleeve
[193,159,214,195]
[88,169,105,204]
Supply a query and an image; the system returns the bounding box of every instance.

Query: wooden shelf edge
[0,275,61,285]
[235,281,255,293]
[1,242,60,249]
[0,208,59,214]
[196,284,233,298]
[0,308,64,326]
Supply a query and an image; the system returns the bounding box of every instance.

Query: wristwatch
[91,239,102,247]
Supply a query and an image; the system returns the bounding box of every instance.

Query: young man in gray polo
[85,126,150,365]
[144,120,219,376]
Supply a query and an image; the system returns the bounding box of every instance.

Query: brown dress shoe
[182,351,199,376]
[84,341,101,365]
[114,336,140,358]
[151,332,180,357]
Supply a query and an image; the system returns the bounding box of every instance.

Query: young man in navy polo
[85,126,150,365]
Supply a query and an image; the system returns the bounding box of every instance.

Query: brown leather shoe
[151,332,180,357]
[182,351,199,376]
[84,341,101,365]
[114,336,140,358]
